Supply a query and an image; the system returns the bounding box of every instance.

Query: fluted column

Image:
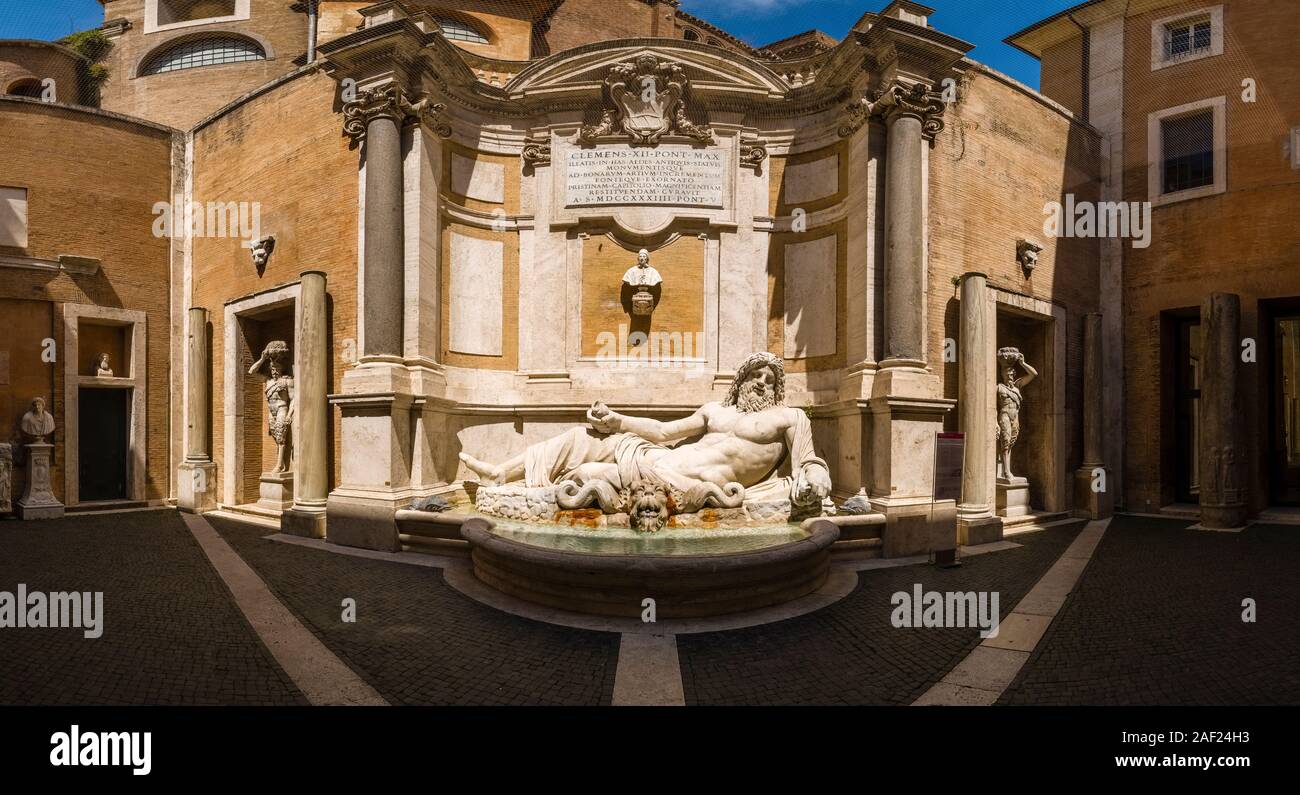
[1074,313,1112,518]
[957,273,999,540]
[1199,293,1247,529]
[283,271,329,538]
[178,307,216,513]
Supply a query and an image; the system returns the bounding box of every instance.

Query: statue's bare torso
[655,403,796,487]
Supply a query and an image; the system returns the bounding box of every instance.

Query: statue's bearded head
[31,397,45,414]
[725,352,785,414]
[627,481,670,533]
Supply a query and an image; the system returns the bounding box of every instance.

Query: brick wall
[1120,0,1300,512]
[190,71,359,505]
[0,98,175,504]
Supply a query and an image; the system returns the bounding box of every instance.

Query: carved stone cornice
[579,54,713,146]
[838,80,945,143]
[521,135,551,169]
[341,84,450,145]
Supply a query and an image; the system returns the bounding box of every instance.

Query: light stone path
[182,514,389,706]
[912,518,1111,706]
[612,634,686,706]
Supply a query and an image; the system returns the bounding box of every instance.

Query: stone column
[178,306,217,513]
[328,84,425,552]
[866,81,955,556]
[1074,313,1113,518]
[957,273,1001,543]
[361,101,405,361]
[283,271,329,538]
[1199,293,1247,529]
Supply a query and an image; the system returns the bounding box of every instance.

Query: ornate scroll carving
[579,54,713,146]
[521,135,552,169]
[342,84,450,145]
[739,139,768,170]
[838,80,947,143]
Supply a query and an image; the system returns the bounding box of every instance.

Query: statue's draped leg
[523,428,622,487]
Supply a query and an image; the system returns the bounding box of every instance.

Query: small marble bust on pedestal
[622,249,663,317]
[95,353,113,377]
[17,397,64,520]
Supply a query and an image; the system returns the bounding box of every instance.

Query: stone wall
[0,42,85,105]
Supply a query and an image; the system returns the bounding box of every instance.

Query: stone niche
[77,322,130,378]
[579,234,705,360]
[235,308,295,506]
[996,311,1052,512]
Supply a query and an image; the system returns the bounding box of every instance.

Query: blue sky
[0,0,1081,87]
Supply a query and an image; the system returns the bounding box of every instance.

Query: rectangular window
[0,186,28,249]
[1152,6,1223,70]
[1162,111,1215,194]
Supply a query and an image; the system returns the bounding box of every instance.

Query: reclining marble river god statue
[459,352,833,531]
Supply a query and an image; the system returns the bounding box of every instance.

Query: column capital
[839,80,946,141]
[342,84,451,145]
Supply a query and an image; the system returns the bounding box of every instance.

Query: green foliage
[59,29,112,66]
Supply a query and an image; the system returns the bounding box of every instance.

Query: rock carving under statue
[459,352,833,531]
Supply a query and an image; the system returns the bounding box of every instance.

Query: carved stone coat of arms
[580,54,713,146]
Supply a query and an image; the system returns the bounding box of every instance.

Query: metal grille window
[1165,18,1212,59]
[1162,111,1215,194]
[436,18,489,44]
[142,36,265,75]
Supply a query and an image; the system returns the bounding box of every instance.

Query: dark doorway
[1173,318,1202,504]
[1271,315,1300,505]
[79,387,128,502]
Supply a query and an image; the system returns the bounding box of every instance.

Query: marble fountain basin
[457,516,840,619]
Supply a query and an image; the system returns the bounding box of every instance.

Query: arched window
[682,29,700,42]
[140,35,265,76]
[5,78,44,98]
[436,17,489,44]
[707,37,722,47]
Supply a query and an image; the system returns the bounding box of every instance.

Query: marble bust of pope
[621,248,663,288]
[21,397,56,443]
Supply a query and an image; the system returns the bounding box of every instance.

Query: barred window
[1162,111,1215,194]
[436,18,489,44]
[141,36,265,75]
[1165,18,1212,59]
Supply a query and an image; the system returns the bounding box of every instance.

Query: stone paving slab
[1000,516,1300,705]
[0,511,305,706]
[676,521,1085,705]
[207,516,619,706]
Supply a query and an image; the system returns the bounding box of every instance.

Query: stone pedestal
[18,443,64,520]
[996,477,1030,519]
[178,461,217,514]
[257,472,294,512]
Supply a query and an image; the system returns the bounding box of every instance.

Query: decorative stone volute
[342,84,450,145]
[840,79,946,141]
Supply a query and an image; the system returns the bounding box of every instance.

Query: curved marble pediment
[506,41,792,103]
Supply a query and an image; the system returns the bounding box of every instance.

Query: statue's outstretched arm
[616,407,708,445]
[785,409,831,502]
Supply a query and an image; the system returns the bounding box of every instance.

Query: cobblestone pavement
[1000,516,1300,705]
[677,522,1085,705]
[0,510,305,706]
[206,517,619,706]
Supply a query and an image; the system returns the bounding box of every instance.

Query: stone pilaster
[1074,313,1113,519]
[283,272,329,538]
[178,306,217,513]
[1199,293,1247,530]
[957,273,1001,544]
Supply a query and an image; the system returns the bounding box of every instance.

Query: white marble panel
[783,235,837,359]
[451,153,505,204]
[449,232,504,356]
[783,155,838,206]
